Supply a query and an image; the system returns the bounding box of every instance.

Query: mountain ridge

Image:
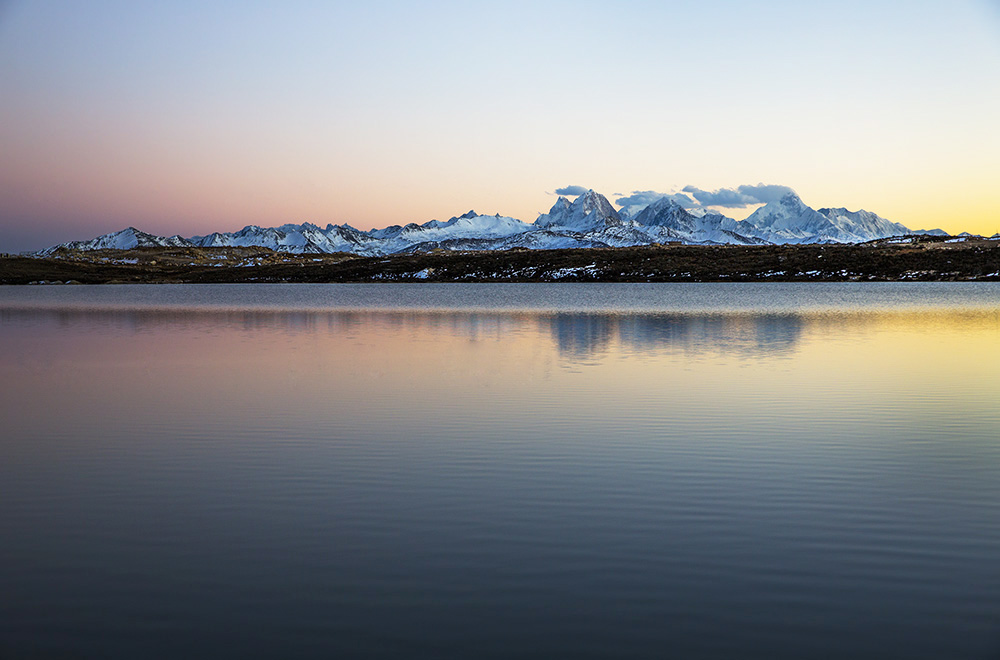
[39,190,949,256]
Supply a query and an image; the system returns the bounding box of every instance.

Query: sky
[1,1,999,252]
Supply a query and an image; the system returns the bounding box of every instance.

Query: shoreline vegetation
[2,235,999,285]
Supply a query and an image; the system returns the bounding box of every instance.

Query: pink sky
[2,1,999,251]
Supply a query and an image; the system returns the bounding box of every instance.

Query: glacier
[40,189,949,256]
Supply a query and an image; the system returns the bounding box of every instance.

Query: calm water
[2,283,999,659]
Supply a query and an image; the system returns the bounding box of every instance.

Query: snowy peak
[769,192,809,215]
[628,199,761,245]
[632,197,693,228]
[189,222,382,255]
[404,212,530,239]
[753,192,811,221]
[535,190,623,232]
[743,193,919,243]
[550,197,572,213]
[744,192,832,237]
[778,191,806,208]
[574,190,619,219]
[42,227,192,253]
[817,207,909,238]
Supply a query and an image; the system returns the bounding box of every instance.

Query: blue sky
[1,1,999,250]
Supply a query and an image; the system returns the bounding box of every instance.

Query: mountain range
[40,190,948,256]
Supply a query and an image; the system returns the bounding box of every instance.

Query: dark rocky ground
[2,236,999,285]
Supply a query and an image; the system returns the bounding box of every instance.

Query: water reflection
[547,313,616,359]
[4,308,808,361]
[2,297,1000,660]
[6,308,1000,366]
[548,313,805,360]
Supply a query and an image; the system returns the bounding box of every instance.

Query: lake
[2,283,999,659]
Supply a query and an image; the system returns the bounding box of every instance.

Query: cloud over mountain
[615,191,698,209]
[553,185,590,196]
[682,184,797,208]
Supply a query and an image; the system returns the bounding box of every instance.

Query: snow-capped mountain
[816,207,912,243]
[535,190,625,232]
[191,222,382,255]
[630,198,767,245]
[39,227,190,254]
[38,189,948,256]
[743,193,835,243]
[370,211,534,254]
[736,192,931,244]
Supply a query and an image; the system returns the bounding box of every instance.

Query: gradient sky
[1,1,999,251]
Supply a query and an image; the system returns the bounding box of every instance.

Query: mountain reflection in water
[548,313,804,360]
[2,287,1000,660]
[2,308,808,361]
